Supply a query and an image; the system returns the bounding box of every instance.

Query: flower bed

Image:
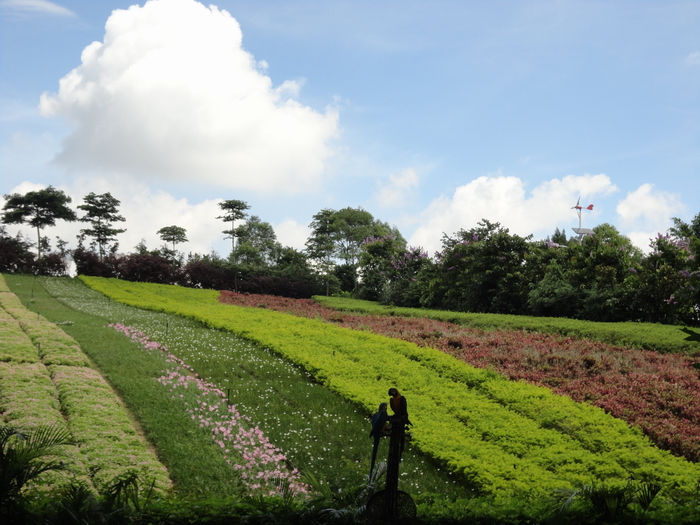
[218,290,700,462]
[80,277,700,500]
[110,322,307,496]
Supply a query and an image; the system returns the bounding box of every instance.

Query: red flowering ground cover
[218,291,700,462]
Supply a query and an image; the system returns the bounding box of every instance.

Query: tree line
[2,186,699,325]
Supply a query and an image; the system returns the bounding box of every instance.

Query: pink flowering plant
[109,322,308,497]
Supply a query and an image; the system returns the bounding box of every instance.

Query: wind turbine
[571,197,594,239]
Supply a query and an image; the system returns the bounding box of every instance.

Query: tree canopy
[231,215,282,269]
[305,207,398,292]
[77,192,126,260]
[158,225,188,251]
[217,199,250,253]
[1,186,77,260]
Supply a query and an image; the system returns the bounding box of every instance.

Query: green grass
[313,296,700,354]
[5,275,471,501]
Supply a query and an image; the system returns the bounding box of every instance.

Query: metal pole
[383,415,406,523]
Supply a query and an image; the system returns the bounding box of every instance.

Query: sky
[1,0,698,259]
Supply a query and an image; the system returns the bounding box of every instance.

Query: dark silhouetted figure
[369,402,389,477]
[388,387,411,425]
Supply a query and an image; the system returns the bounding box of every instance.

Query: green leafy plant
[0,424,73,515]
[557,480,663,522]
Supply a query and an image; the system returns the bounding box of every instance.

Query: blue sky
[1,0,698,257]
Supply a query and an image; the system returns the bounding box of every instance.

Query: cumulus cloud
[616,183,685,252]
[375,168,419,207]
[274,218,311,250]
[39,0,339,193]
[408,173,617,254]
[0,0,75,17]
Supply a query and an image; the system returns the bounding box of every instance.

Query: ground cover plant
[77,276,700,517]
[0,274,170,511]
[5,275,469,504]
[314,296,700,353]
[220,291,700,464]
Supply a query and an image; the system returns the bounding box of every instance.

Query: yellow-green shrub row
[0,293,41,363]
[0,290,89,367]
[49,364,171,491]
[0,328,40,363]
[80,277,700,498]
[0,362,64,427]
[0,274,171,494]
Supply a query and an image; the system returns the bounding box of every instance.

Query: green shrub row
[50,363,171,490]
[314,296,700,353]
[0,274,171,495]
[0,291,89,367]
[0,361,92,495]
[0,323,40,364]
[81,277,700,499]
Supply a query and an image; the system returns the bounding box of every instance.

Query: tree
[670,212,700,240]
[628,233,699,325]
[423,219,532,313]
[157,225,188,251]
[230,215,281,269]
[0,226,34,273]
[550,227,568,246]
[331,207,380,273]
[77,192,126,260]
[217,199,250,255]
[357,234,406,301]
[564,224,641,320]
[375,244,430,307]
[1,186,77,261]
[305,209,338,295]
[526,259,578,317]
[305,207,395,293]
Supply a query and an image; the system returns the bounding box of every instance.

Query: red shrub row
[218,290,700,462]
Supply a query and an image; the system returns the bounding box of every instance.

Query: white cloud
[39,0,339,194]
[375,168,419,208]
[0,0,75,17]
[616,183,685,252]
[4,180,46,196]
[685,51,700,66]
[408,173,617,254]
[274,218,310,250]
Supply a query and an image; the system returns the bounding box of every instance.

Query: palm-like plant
[557,479,662,521]
[0,425,74,514]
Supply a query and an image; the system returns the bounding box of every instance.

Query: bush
[72,247,120,278]
[0,229,34,274]
[118,254,176,284]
